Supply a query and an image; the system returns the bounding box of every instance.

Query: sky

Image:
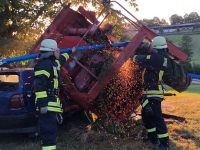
[112,0,200,24]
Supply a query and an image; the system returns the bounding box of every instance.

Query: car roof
[0,67,33,73]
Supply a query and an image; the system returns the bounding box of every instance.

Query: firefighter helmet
[152,36,168,49]
[39,39,59,51]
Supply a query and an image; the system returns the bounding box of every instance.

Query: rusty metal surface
[88,30,146,100]
[29,2,190,121]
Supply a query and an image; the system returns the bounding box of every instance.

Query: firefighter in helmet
[34,39,71,150]
[133,36,169,150]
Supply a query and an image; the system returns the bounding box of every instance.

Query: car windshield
[0,73,19,91]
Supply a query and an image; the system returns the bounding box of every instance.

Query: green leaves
[180,34,193,72]
[0,0,137,59]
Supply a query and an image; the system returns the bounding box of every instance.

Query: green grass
[0,84,199,150]
[163,31,200,64]
[184,84,200,94]
[165,84,200,94]
[1,25,200,150]
[1,35,199,150]
[165,34,182,44]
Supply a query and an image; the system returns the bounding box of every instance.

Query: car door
[0,72,20,114]
[22,69,36,112]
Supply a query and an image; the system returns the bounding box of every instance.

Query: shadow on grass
[0,112,193,150]
[0,133,40,150]
[172,128,200,149]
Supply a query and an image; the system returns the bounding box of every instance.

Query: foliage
[141,17,168,27]
[169,12,200,25]
[179,34,193,72]
[91,117,144,139]
[164,33,200,74]
[0,36,35,66]
[181,61,193,73]
[119,33,132,42]
[176,27,180,32]
[0,0,64,58]
[0,0,61,38]
[185,12,200,23]
[0,0,138,39]
[0,0,138,59]
[192,63,200,74]
[169,14,184,25]
[159,26,163,34]
[101,16,128,41]
[142,11,200,27]
[180,34,193,61]
[1,89,200,149]
[192,23,200,31]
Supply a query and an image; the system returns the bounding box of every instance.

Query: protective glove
[56,113,63,124]
[40,107,48,114]
[143,104,154,116]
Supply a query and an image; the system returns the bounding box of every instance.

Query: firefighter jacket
[133,53,167,99]
[34,53,69,112]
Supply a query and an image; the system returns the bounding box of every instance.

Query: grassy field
[1,29,200,150]
[163,30,200,64]
[0,84,200,150]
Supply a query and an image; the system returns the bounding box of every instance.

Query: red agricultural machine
[29,1,189,122]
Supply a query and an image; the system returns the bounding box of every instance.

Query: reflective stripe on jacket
[133,53,167,99]
[34,53,69,112]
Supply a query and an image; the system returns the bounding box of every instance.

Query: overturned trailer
[29,1,191,122]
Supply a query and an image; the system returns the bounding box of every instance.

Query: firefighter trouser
[39,112,57,150]
[142,98,169,148]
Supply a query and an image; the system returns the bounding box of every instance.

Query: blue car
[0,68,38,136]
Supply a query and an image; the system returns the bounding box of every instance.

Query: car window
[0,74,19,83]
[0,74,19,91]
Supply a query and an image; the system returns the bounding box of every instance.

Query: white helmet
[39,39,59,51]
[152,36,168,49]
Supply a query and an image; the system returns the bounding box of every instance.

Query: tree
[0,0,65,59]
[159,26,163,34]
[188,12,200,23]
[192,23,200,31]
[0,0,138,38]
[180,34,193,72]
[183,13,189,23]
[160,18,168,26]
[141,17,165,27]
[0,0,138,59]
[119,32,132,42]
[176,27,180,32]
[0,0,61,38]
[152,17,161,26]
[169,14,183,25]
[141,18,155,27]
[192,63,200,74]
[180,35,193,59]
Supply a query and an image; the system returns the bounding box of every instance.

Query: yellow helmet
[152,36,168,49]
[39,39,59,51]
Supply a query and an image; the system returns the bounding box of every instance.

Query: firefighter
[34,39,72,150]
[133,36,169,150]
